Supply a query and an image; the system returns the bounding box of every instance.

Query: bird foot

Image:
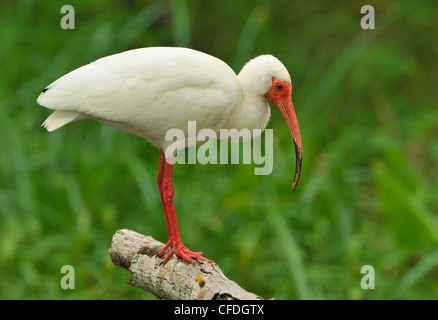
[158,240,213,267]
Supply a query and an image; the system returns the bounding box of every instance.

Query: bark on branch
[108,229,262,300]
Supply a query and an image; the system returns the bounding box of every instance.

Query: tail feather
[42,110,83,132]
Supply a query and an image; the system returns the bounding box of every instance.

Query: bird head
[239,55,302,190]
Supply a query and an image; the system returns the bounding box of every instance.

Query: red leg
[157,150,213,265]
[157,150,173,255]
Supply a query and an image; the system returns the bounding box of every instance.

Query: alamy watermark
[360,5,375,30]
[360,265,375,289]
[60,5,75,30]
[165,121,273,175]
[60,4,376,31]
[60,265,75,289]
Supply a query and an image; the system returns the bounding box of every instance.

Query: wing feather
[37,47,241,141]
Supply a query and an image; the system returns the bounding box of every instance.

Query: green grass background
[1,0,437,299]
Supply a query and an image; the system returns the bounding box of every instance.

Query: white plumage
[38,47,292,151]
[37,47,302,264]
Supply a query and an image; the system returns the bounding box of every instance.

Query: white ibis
[37,47,302,265]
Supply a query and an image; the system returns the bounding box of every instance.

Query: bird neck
[222,74,271,133]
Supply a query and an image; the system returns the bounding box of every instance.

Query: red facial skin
[266,77,302,191]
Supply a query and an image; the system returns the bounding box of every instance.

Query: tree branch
[108,229,262,300]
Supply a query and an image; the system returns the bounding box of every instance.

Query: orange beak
[266,80,302,190]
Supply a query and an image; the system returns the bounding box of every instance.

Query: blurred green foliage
[0,0,437,299]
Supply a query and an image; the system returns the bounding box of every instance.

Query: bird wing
[37,47,241,141]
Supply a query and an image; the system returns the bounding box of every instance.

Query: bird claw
[158,239,172,257]
[157,241,214,267]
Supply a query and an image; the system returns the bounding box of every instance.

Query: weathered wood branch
[108,229,262,300]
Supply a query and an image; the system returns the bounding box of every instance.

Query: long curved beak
[278,98,302,190]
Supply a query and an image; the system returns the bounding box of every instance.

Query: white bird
[37,47,302,265]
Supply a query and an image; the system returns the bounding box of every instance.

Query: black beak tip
[291,174,300,191]
[291,144,302,191]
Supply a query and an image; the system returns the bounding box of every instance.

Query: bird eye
[276,84,283,90]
